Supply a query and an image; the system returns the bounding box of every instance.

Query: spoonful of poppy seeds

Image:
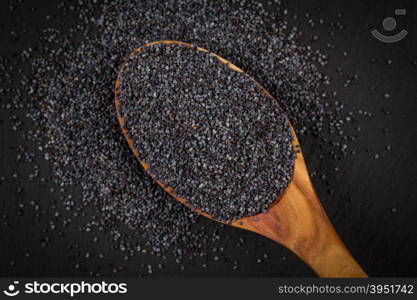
[116,41,295,223]
[115,41,367,277]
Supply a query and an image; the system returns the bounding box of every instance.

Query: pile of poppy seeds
[117,43,295,223]
[0,0,382,275]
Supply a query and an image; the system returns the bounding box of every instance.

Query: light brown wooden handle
[234,184,368,277]
[288,171,367,277]
[284,157,368,278]
[232,149,368,278]
[295,216,368,278]
[234,186,368,277]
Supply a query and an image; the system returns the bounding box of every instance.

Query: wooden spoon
[115,40,367,278]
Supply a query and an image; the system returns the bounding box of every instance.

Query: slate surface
[0,0,416,277]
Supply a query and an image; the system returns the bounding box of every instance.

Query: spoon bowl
[115,40,367,278]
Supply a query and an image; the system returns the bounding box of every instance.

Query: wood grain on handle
[231,139,368,278]
[115,40,368,278]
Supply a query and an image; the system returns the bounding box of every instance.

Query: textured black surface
[0,0,417,277]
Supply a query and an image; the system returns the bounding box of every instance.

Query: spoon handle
[298,218,368,278]
[237,180,367,277]
[234,155,367,278]
[282,184,367,278]
[285,156,368,277]
[279,179,367,277]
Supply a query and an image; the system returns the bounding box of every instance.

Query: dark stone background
[0,0,416,277]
